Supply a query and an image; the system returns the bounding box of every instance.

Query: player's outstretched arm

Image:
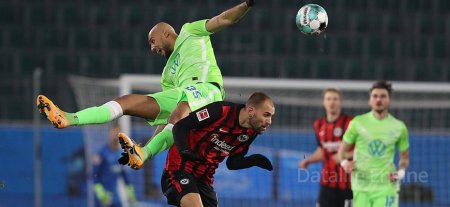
[227,152,273,171]
[206,0,254,33]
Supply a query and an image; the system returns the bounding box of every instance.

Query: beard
[374,106,387,114]
[164,46,173,60]
[249,116,265,134]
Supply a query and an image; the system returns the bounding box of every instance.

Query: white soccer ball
[295,4,328,35]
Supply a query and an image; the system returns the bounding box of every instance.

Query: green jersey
[160,19,223,91]
[343,112,409,193]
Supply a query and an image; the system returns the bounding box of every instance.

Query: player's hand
[127,185,137,204]
[180,150,203,162]
[250,154,273,171]
[94,183,112,206]
[389,169,406,182]
[298,160,309,170]
[340,160,355,173]
[118,152,129,165]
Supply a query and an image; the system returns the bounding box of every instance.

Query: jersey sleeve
[397,122,410,152]
[173,102,224,152]
[343,118,358,145]
[181,19,213,36]
[313,119,322,147]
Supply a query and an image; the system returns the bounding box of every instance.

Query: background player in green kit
[337,80,410,207]
[37,0,256,169]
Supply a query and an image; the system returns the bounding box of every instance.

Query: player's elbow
[226,157,240,170]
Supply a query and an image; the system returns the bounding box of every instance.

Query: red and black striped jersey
[314,113,352,189]
[165,101,258,186]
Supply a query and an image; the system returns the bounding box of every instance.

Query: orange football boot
[118,132,144,170]
[36,95,70,129]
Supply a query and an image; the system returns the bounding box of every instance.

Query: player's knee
[180,193,203,207]
[115,94,158,117]
[168,102,191,124]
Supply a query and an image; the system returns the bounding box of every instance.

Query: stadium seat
[37,28,67,49]
[108,30,133,50]
[75,29,101,50]
[348,12,369,34]
[20,52,45,72]
[61,4,83,26]
[53,53,71,72]
[367,36,383,57]
[438,0,450,12]
[154,6,177,25]
[121,5,143,27]
[0,52,12,73]
[432,36,446,59]
[117,54,143,74]
[381,13,402,34]
[90,4,110,26]
[78,54,101,75]
[406,0,429,12]
[0,2,14,26]
[27,3,47,26]
[8,28,34,49]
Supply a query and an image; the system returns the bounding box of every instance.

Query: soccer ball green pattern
[296,4,328,35]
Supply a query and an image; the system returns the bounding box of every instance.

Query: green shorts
[146,82,224,125]
[353,190,398,207]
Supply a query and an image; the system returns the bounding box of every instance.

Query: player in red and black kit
[162,92,275,207]
[299,88,354,207]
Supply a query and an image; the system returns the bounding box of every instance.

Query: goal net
[69,74,450,207]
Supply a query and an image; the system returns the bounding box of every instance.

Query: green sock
[74,106,111,125]
[63,112,79,125]
[142,129,175,160]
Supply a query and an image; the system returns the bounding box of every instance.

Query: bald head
[148,22,177,58]
[148,22,176,38]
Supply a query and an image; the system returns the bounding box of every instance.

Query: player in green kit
[37,0,256,169]
[337,80,410,207]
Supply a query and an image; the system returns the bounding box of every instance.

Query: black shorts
[161,170,218,207]
[318,185,353,207]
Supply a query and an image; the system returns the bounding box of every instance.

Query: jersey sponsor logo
[210,134,235,153]
[368,139,386,157]
[180,178,190,185]
[237,134,249,142]
[169,53,180,74]
[219,128,228,133]
[322,141,341,152]
[333,127,343,137]
[196,108,210,121]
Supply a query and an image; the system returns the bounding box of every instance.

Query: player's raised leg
[36,94,160,129]
[143,101,191,157]
[117,101,190,170]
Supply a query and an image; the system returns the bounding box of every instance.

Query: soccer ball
[295,4,328,35]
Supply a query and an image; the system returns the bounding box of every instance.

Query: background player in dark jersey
[161,92,274,207]
[298,88,353,207]
[92,124,136,207]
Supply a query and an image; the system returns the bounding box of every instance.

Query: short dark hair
[246,92,272,107]
[370,80,393,96]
